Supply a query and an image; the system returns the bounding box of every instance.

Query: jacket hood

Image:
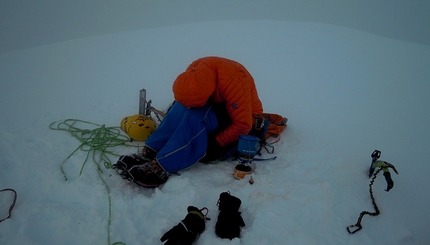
[172,65,216,108]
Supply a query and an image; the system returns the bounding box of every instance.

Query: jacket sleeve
[215,73,254,147]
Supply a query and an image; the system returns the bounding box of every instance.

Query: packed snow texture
[1,20,429,245]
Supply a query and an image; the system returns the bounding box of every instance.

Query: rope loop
[49,119,137,179]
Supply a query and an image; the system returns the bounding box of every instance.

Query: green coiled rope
[49,119,139,245]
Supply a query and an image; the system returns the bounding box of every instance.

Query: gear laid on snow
[248,113,288,157]
[231,114,287,179]
[347,150,399,234]
[237,135,260,163]
[215,192,245,240]
[0,188,17,223]
[233,163,253,179]
[368,149,381,177]
[120,114,157,141]
[367,150,398,192]
[160,206,208,245]
[49,118,138,183]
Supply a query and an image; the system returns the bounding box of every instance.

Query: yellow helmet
[120,114,157,141]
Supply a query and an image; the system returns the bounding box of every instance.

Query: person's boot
[129,160,169,187]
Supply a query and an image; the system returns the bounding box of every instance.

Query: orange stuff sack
[262,113,288,140]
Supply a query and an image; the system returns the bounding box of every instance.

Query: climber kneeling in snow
[116,56,263,187]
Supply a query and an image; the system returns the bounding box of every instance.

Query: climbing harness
[347,150,399,234]
[0,188,17,223]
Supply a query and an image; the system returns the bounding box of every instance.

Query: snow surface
[1,20,430,245]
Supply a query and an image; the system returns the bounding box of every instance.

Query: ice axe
[347,150,399,234]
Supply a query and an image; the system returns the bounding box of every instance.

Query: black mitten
[215,192,245,240]
[160,206,206,245]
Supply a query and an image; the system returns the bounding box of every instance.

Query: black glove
[383,171,394,192]
[215,192,245,240]
[160,206,206,245]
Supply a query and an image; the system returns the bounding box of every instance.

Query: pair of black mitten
[160,192,245,245]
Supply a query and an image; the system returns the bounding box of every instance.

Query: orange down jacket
[172,56,263,147]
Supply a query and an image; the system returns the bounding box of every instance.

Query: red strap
[199,207,210,220]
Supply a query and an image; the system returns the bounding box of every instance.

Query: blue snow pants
[145,102,219,172]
